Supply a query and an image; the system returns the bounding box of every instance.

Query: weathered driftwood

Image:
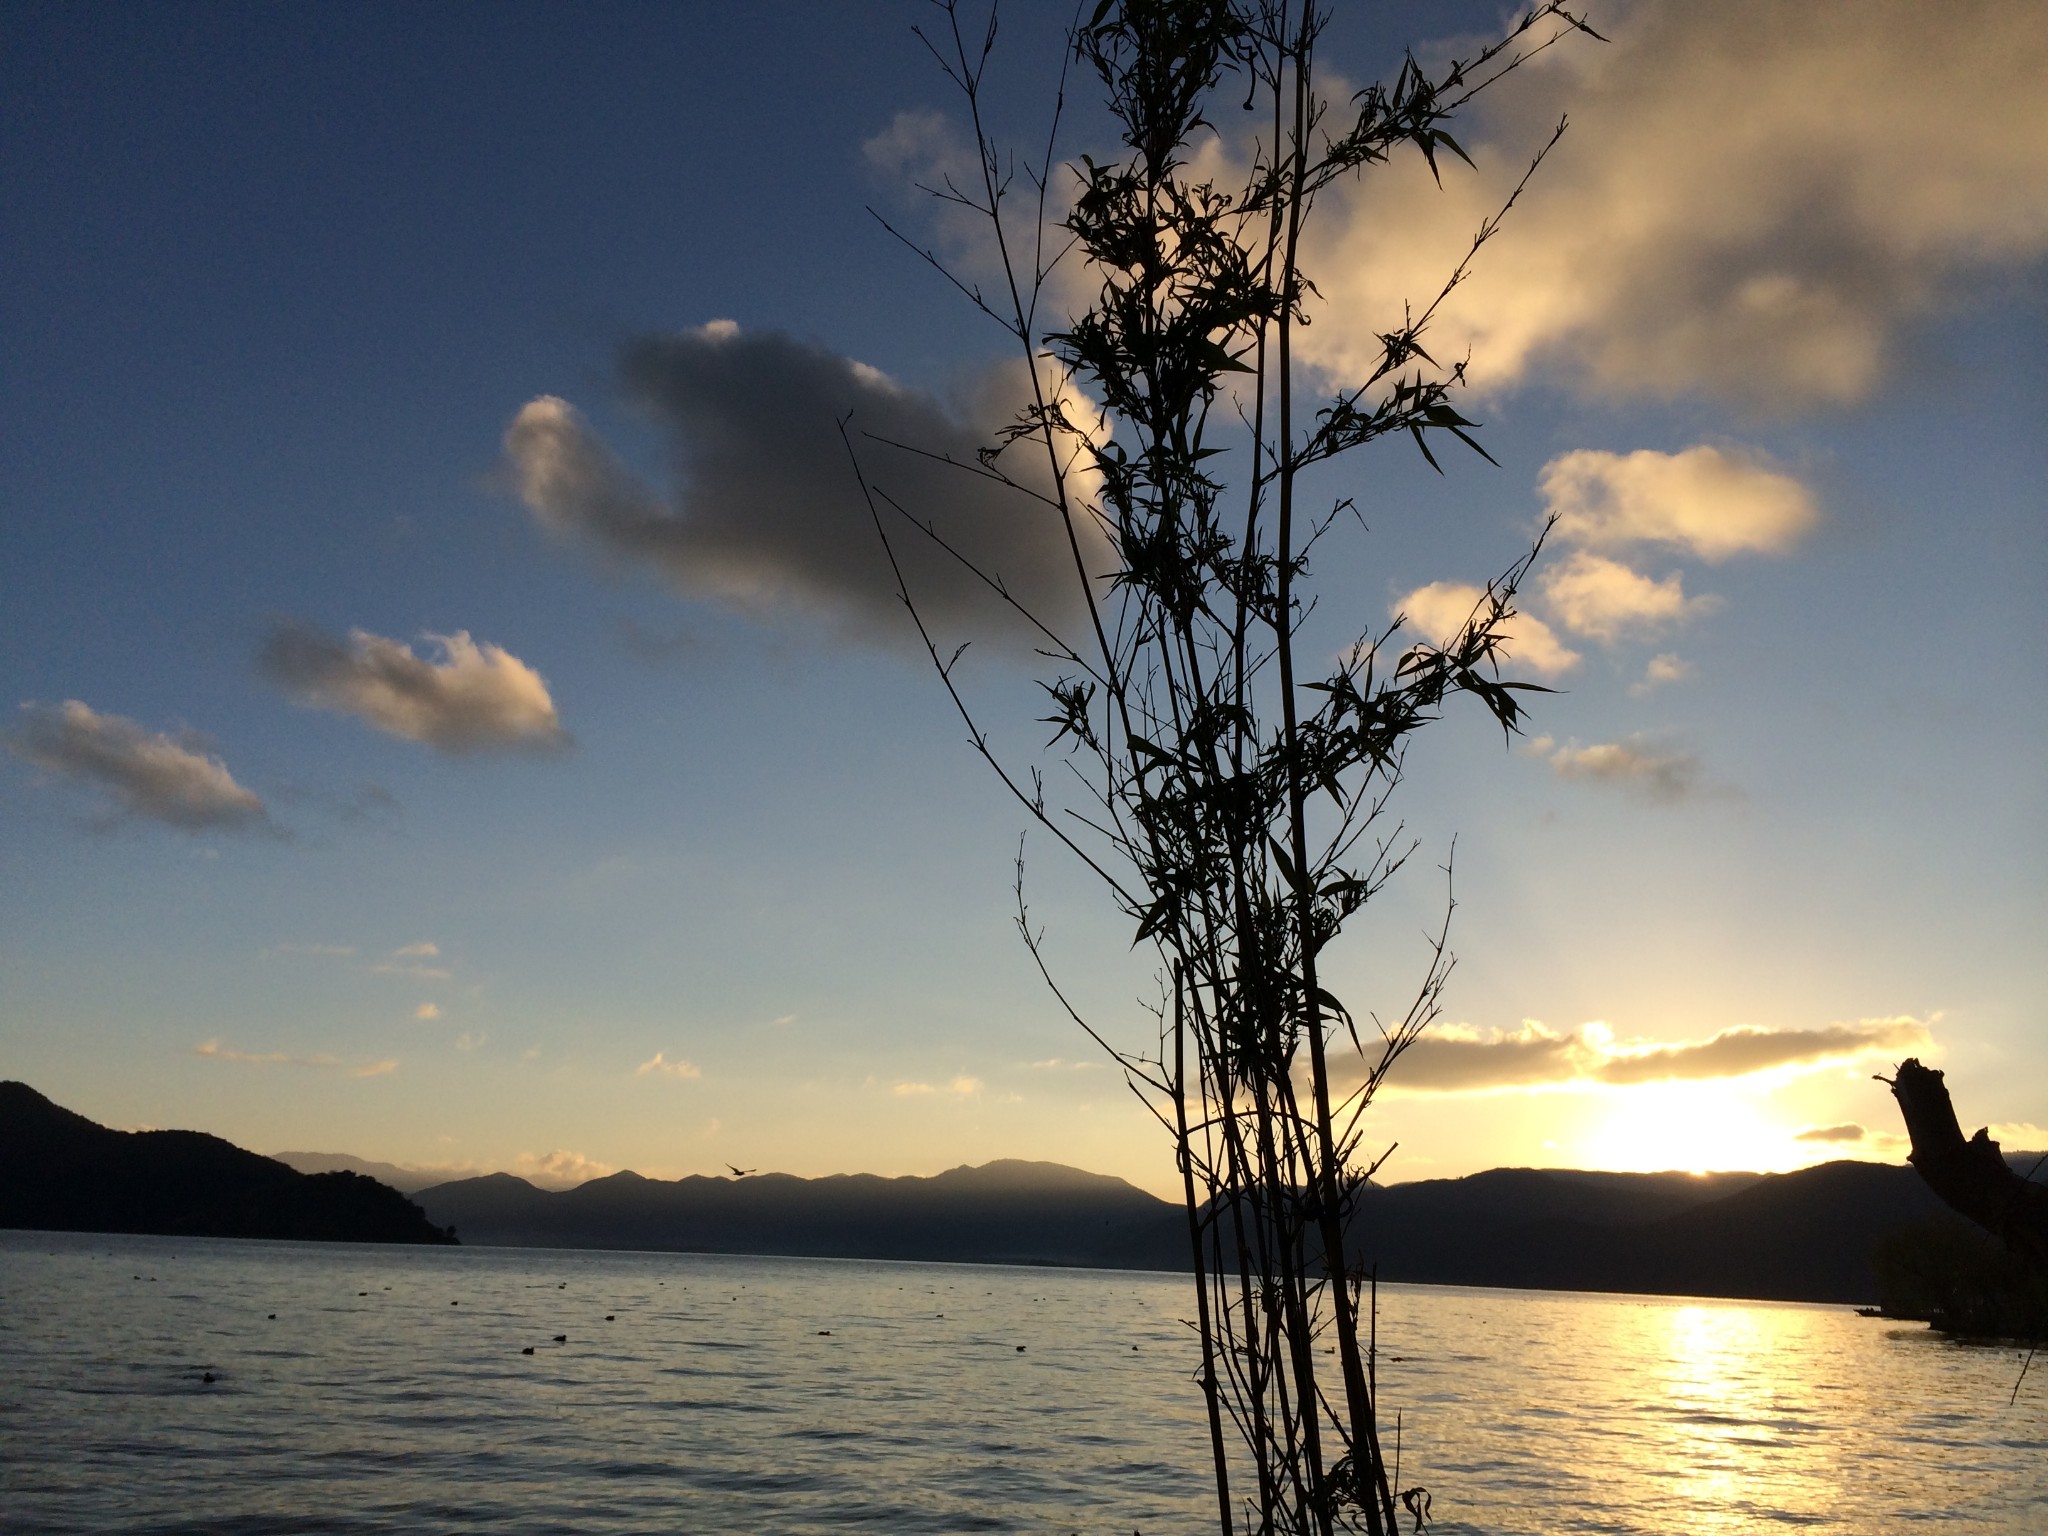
[1889,1057,2048,1267]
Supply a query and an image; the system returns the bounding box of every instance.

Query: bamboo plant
[849,4,1593,1529]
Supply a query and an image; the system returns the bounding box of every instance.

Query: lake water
[1,1230,2042,1534]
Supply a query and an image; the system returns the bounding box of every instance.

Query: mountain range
[405,1156,1957,1303]
[7,1081,2017,1304]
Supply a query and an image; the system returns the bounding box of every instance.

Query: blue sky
[4,0,2043,1195]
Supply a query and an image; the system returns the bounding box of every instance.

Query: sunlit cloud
[1391,580,1579,676]
[1529,733,1703,804]
[1536,551,1715,642]
[502,323,1110,648]
[513,1150,615,1189]
[415,1003,442,1022]
[261,622,568,753]
[1297,0,2048,410]
[1630,653,1690,696]
[892,1075,983,1098]
[394,941,440,959]
[194,1038,397,1078]
[1539,446,1818,561]
[1363,1015,1930,1096]
[7,700,270,832]
[635,1051,702,1080]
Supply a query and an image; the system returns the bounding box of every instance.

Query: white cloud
[1535,733,1703,804]
[502,324,1111,647]
[635,1051,702,1080]
[1536,551,1715,641]
[394,941,440,959]
[7,700,269,832]
[513,1150,614,1189]
[1539,446,1818,561]
[1298,0,2048,410]
[194,1038,397,1078]
[1631,653,1690,696]
[260,623,567,753]
[415,1003,442,1022]
[1392,580,1579,676]
[891,1075,983,1098]
[373,961,451,981]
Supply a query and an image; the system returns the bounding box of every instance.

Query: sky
[3,0,2043,1198]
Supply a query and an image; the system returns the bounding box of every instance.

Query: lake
[2,1230,2041,1533]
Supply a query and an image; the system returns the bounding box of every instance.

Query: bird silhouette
[726,1164,757,1177]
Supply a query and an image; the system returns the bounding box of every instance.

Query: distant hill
[0,1082,456,1245]
[1348,1161,1950,1302]
[414,1159,1182,1270]
[417,1156,1965,1303]
[269,1149,471,1195]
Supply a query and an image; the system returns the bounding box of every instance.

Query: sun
[1573,1079,1801,1174]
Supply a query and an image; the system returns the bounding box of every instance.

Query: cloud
[1794,1123,1867,1144]
[892,1075,983,1097]
[513,1150,614,1190]
[260,622,567,753]
[194,1038,397,1078]
[1298,0,2048,410]
[635,1051,702,1080]
[503,322,1110,646]
[1392,580,1579,676]
[1596,1018,1930,1086]
[1384,1021,1598,1091]
[1539,446,1818,561]
[1536,551,1715,642]
[393,941,439,959]
[1365,1015,1932,1095]
[373,962,451,981]
[1535,733,1703,804]
[1631,653,1690,696]
[454,1031,485,1052]
[415,1003,442,1022]
[7,701,269,831]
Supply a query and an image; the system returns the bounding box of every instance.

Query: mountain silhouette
[0,1082,455,1244]
[415,1155,1961,1303]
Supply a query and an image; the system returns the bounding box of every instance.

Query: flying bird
[726,1164,757,1178]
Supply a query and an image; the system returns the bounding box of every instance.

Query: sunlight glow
[1574,1080,1803,1174]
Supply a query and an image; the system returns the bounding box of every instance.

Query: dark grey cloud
[503,323,1108,648]
[1345,1016,1930,1095]
[1794,1123,1867,1144]
[6,700,270,832]
[1595,1020,1927,1086]
[260,622,567,753]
